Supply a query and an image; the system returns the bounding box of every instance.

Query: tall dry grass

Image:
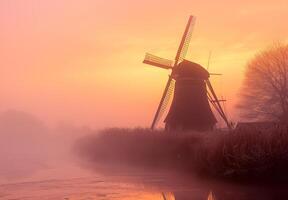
[75,126,288,181]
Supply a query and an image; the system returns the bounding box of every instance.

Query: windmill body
[143,15,231,131]
[165,60,217,131]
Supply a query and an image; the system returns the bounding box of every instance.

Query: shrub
[75,126,288,181]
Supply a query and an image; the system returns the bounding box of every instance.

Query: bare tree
[238,43,288,123]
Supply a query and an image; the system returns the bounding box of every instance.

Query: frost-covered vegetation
[75,126,288,182]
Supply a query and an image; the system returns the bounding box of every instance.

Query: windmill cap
[173,60,209,80]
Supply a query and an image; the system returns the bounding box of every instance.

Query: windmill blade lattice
[151,77,175,129]
[174,16,196,65]
[143,53,174,69]
[144,15,232,130]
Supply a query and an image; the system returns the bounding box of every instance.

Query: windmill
[143,15,232,131]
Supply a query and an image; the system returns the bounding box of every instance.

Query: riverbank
[75,126,288,182]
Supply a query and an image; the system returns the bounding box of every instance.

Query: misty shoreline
[75,127,288,183]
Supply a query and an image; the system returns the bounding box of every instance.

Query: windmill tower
[143,15,231,131]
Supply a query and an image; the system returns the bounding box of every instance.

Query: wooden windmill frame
[143,15,232,130]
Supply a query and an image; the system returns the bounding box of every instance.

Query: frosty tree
[239,43,288,123]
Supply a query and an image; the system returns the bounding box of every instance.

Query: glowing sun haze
[1,0,288,128]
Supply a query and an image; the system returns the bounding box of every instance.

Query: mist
[0,109,92,184]
[2,1,288,199]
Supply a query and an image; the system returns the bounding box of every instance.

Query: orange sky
[1,0,288,128]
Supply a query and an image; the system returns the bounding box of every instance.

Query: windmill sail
[143,53,174,69]
[174,15,196,65]
[149,16,196,130]
[151,77,175,129]
[144,15,231,130]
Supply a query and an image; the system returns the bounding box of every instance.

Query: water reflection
[2,165,288,200]
[207,191,216,200]
[161,186,288,200]
[89,165,288,200]
[162,192,175,200]
[162,190,213,200]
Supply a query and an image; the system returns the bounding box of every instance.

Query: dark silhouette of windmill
[143,15,231,131]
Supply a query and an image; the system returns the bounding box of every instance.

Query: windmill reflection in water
[161,191,216,200]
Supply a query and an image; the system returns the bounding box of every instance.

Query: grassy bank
[75,126,288,181]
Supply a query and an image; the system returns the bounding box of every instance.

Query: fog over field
[1,1,288,199]
[0,110,93,184]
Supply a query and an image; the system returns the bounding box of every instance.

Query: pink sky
[1,0,288,128]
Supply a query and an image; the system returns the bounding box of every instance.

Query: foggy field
[75,126,288,182]
[0,110,91,184]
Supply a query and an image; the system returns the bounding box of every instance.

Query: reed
[75,126,288,181]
